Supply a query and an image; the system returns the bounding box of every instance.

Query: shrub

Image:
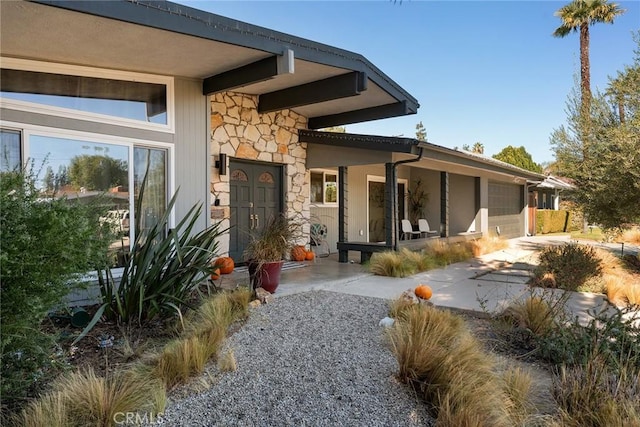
[536,210,574,234]
[497,294,565,338]
[0,168,110,410]
[552,358,640,427]
[533,244,602,291]
[538,302,640,370]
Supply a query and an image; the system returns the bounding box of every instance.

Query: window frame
[310,169,339,206]
[1,120,175,277]
[0,57,175,133]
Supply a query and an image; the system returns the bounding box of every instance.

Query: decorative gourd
[305,250,315,261]
[414,284,433,300]
[210,267,221,281]
[214,257,235,275]
[291,245,307,261]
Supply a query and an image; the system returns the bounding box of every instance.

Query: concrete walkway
[219,235,633,322]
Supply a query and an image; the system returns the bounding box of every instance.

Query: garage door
[488,181,524,238]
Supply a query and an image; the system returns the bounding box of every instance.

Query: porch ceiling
[0,0,419,127]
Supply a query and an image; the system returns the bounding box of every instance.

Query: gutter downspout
[391,146,425,250]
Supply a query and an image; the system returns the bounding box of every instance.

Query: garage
[488,181,525,238]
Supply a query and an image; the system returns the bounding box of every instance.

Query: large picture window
[3,128,169,268]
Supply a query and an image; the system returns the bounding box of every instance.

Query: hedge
[536,210,575,234]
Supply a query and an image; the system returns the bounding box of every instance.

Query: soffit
[0,1,409,123]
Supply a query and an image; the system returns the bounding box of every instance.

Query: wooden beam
[203,50,294,95]
[257,71,366,113]
[308,101,412,129]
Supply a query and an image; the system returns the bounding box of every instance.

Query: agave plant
[76,180,225,341]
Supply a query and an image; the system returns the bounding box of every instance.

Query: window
[310,170,338,204]
[0,58,173,131]
[0,129,21,171]
[3,127,169,269]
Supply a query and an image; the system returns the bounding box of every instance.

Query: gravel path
[160,291,433,426]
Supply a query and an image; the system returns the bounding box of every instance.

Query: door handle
[255,214,259,229]
[250,214,255,230]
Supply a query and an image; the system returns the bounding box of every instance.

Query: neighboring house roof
[534,175,575,190]
[300,130,547,181]
[0,0,418,128]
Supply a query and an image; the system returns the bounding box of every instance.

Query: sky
[180,0,639,164]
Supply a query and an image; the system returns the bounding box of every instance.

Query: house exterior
[1,0,544,267]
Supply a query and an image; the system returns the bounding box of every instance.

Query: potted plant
[243,213,301,293]
[406,178,429,225]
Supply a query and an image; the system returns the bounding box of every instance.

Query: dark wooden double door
[228,160,283,263]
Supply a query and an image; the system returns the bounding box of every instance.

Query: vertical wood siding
[173,78,208,232]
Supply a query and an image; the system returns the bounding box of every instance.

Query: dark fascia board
[32,0,419,115]
[308,101,415,129]
[299,130,417,154]
[258,71,367,113]
[203,56,279,96]
[300,129,547,181]
[418,141,547,181]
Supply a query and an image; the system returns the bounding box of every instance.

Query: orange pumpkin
[210,267,221,281]
[291,245,307,261]
[415,284,433,300]
[305,250,315,261]
[214,257,235,275]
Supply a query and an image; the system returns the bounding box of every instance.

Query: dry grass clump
[369,251,417,278]
[154,289,251,388]
[18,289,250,426]
[551,358,640,427]
[424,240,473,266]
[18,368,164,427]
[498,295,562,338]
[618,228,640,245]
[470,236,509,257]
[387,303,528,426]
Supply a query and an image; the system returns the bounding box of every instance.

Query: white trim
[1,119,176,230]
[309,168,339,206]
[0,57,175,133]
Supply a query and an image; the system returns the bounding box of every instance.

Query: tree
[553,0,625,118]
[415,121,427,141]
[68,154,128,191]
[551,36,640,228]
[492,146,543,173]
[462,142,485,154]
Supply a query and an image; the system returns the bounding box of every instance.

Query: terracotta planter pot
[248,260,284,293]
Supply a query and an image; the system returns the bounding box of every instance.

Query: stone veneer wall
[210,91,309,255]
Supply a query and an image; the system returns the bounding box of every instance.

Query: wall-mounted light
[215,153,227,176]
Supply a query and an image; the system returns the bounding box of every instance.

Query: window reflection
[0,129,21,171]
[134,147,167,236]
[1,69,167,124]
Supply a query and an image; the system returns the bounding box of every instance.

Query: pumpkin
[291,245,307,261]
[214,257,235,274]
[210,267,221,281]
[414,284,433,300]
[305,250,315,261]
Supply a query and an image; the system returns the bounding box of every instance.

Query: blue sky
[181,0,639,163]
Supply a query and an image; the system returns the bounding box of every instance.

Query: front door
[229,160,283,263]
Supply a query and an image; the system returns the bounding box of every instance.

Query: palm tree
[553,0,625,116]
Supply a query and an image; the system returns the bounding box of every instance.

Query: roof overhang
[0,0,419,127]
[300,130,547,181]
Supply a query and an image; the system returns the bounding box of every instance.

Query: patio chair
[418,219,439,238]
[401,219,421,240]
